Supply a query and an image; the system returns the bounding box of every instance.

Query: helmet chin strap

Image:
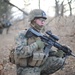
[30,22,43,32]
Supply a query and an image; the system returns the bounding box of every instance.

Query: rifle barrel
[71,53,75,57]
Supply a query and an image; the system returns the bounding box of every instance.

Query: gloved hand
[49,50,65,57]
[55,50,65,57]
[36,40,45,49]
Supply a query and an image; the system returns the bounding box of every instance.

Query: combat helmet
[28,9,47,22]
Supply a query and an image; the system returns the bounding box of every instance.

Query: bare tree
[0,0,9,17]
[55,0,59,17]
[60,0,64,16]
[4,0,28,16]
[24,0,31,6]
[54,0,75,16]
[38,0,40,9]
[67,0,73,16]
[55,0,65,16]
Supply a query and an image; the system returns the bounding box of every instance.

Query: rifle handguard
[62,46,72,55]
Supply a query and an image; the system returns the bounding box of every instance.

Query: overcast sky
[10,0,56,17]
[10,0,75,17]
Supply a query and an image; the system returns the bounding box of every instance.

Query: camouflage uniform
[14,9,66,75]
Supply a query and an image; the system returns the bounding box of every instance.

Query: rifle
[28,28,75,57]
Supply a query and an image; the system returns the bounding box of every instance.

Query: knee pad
[40,57,65,75]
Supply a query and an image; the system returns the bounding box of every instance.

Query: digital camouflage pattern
[13,28,66,75]
[14,29,44,75]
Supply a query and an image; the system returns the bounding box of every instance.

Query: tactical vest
[9,28,48,67]
[25,28,46,67]
[27,36,45,67]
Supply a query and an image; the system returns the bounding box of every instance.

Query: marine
[11,9,66,75]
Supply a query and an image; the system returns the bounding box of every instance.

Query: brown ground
[0,16,75,75]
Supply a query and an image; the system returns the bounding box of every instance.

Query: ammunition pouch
[28,52,45,66]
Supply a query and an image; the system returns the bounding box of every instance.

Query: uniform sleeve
[15,30,38,58]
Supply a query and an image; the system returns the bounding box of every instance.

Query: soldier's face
[34,18,46,27]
